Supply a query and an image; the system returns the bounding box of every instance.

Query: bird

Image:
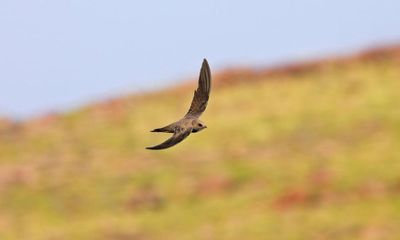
[146,59,211,150]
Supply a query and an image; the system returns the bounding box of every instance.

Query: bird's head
[192,120,207,132]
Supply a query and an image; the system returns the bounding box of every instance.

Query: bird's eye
[198,123,203,127]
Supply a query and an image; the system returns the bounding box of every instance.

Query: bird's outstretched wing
[146,127,192,150]
[185,59,211,118]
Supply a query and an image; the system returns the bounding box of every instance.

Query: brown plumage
[146,59,211,150]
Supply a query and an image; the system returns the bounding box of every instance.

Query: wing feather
[185,59,211,118]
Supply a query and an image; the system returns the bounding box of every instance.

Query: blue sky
[1,0,400,118]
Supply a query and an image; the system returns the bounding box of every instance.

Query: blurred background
[1,1,400,239]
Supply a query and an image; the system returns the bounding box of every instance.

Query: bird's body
[151,118,206,134]
[147,59,211,150]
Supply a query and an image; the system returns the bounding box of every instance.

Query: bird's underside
[146,59,211,150]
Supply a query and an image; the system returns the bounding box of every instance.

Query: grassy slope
[0,48,400,239]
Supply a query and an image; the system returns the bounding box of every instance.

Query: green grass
[0,57,400,239]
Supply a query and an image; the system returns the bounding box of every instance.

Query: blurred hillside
[1,45,400,240]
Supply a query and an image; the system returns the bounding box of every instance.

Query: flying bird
[146,59,211,150]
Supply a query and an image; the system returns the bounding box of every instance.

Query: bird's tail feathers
[151,128,165,132]
[150,124,175,133]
